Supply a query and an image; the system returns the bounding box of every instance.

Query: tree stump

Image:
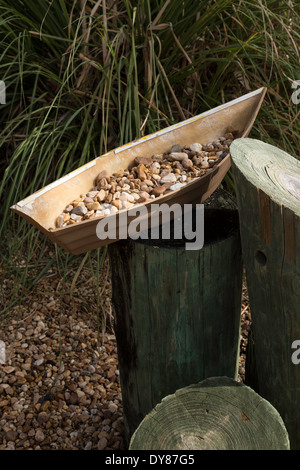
[129,376,290,450]
[230,138,300,449]
[108,189,243,443]
[129,377,289,450]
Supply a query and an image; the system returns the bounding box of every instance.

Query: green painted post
[108,189,243,443]
[230,138,300,449]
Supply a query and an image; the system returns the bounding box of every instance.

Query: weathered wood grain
[230,138,300,449]
[108,189,243,443]
[129,376,290,450]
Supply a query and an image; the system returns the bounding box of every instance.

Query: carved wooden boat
[11,87,266,254]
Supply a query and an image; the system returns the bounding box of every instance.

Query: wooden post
[230,138,300,449]
[108,189,243,443]
[129,377,290,450]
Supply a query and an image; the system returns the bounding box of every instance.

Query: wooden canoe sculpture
[230,138,300,449]
[11,88,266,254]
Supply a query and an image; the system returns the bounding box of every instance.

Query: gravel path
[0,257,250,450]
[0,257,125,451]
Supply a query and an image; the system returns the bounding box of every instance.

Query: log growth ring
[129,377,290,450]
[230,138,300,215]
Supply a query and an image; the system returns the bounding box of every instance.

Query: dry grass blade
[157,58,186,120]
[151,0,171,28]
[70,252,89,295]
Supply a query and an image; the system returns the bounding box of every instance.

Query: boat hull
[11,88,266,254]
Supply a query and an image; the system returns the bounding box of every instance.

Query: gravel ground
[0,254,250,450]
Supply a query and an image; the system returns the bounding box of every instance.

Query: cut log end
[230,138,300,216]
[129,377,290,451]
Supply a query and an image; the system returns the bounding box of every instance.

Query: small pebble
[189,142,202,153]
[170,144,182,153]
[35,429,45,443]
[201,157,209,168]
[86,202,101,211]
[168,152,188,162]
[120,193,134,203]
[134,156,153,166]
[71,205,87,216]
[182,159,193,170]
[70,214,81,221]
[150,186,167,197]
[86,191,98,198]
[34,358,44,367]
[151,162,160,170]
[84,441,92,450]
[83,197,94,204]
[170,182,185,191]
[56,215,64,228]
[160,173,177,184]
[98,437,108,450]
[110,206,118,214]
